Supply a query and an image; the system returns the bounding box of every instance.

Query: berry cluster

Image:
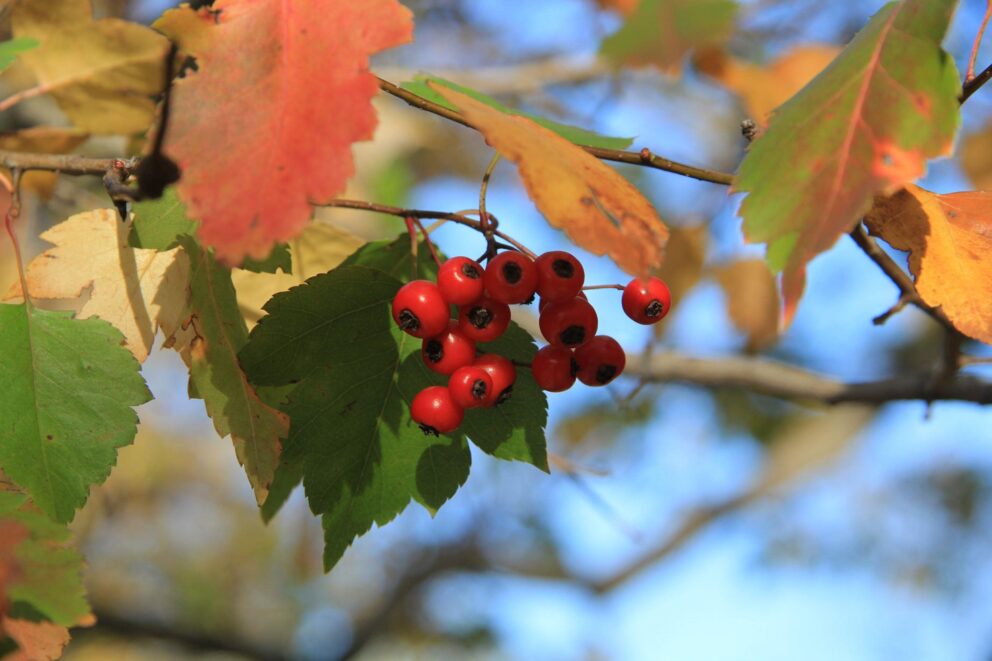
[392,250,672,435]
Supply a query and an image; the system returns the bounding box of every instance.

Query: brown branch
[961,61,992,102]
[848,224,953,330]
[375,77,735,186]
[0,150,137,176]
[624,351,992,405]
[966,1,992,83]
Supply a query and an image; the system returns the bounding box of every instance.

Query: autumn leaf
[734,0,960,325]
[156,0,413,265]
[653,224,707,307]
[595,0,639,15]
[434,84,669,276]
[600,0,738,73]
[714,259,780,352]
[6,209,190,363]
[959,122,992,190]
[694,45,840,125]
[865,185,992,344]
[2,618,70,661]
[0,128,89,220]
[9,0,170,133]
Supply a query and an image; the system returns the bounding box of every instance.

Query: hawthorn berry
[411,386,464,435]
[458,295,511,343]
[473,353,516,407]
[483,251,539,304]
[539,290,585,314]
[621,277,672,325]
[574,336,625,386]
[535,251,584,303]
[531,345,577,392]
[539,296,598,348]
[422,322,476,375]
[437,256,485,305]
[392,280,450,339]
[448,365,493,409]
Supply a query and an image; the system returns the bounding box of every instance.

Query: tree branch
[0,150,137,176]
[961,61,992,103]
[375,77,735,186]
[625,351,992,405]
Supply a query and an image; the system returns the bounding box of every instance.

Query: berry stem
[479,153,500,260]
[409,216,443,268]
[583,284,625,291]
[404,216,419,282]
[1,169,30,310]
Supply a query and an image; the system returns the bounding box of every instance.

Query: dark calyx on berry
[418,423,440,437]
[552,259,574,278]
[424,339,444,363]
[559,325,586,346]
[397,309,419,332]
[471,379,488,400]
[468,306,493,328]
[496,384,513,405]
[502,261,523,284]
[594,364,619,384]
[645,299,664,318]
[462,263,481,278]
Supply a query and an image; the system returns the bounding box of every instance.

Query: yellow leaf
[960,123,992,190]
[11,0,170,133]
[6,209,191,362]
[232,222,365,327]
[714,259,780,352]
[433,83,668,276]
[865,185,992,344]
[695,45,840,125]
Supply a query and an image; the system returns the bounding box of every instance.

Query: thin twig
[961,61,992,102]
[967,1,992,83]
[583,284,625,291]
[410,216,442,268]
[479,153,501,258]
[375,77,735,186]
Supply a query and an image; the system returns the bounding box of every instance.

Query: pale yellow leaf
[866,185,992,344]
[232,222,365,327]
[434,83,669,276]
[11,0,170,133]
[714,259,780,352]
[6,209,191,362]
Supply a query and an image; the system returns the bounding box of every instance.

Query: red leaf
[158,1,413,265]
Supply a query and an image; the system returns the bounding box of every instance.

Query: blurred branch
[77,610,288,661]
[0,150,136,176]
[375,77,736,185]
[625,352,992,405]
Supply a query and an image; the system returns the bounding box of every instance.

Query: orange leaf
[865,185,992,343]
[714,259,781,352]
[595,0,639,15]
[694,45,840,125]
[433,84,668,276]
[157,1,413,265]
[1,618,69,661]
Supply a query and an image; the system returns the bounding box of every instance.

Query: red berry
[574,336,625,386]
[539,290,585,314]
[457,295,511,343]
[535,251,584,303]
[448,365,493,409]
[622,277,672,325]
[392,280,450,338]
[422,322,476,375]
[539,296,598,348]
[483,251,539,304]
[437,256,484,305]
[473,354,516,407]
[411,386,464,434]
[531,345,577,392]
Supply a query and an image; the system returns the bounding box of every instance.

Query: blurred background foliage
[4,0,992,659]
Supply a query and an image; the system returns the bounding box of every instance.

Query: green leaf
[130,187,195,250]
[600,0,738,71]
[0,37,40,73]
[733,0,960,324]
[239,266,403,386]
[0,305,150,523]
[178,239,288,504]
[131,187,291,274]
[0,491,89,625]
[340,234,441,283]
[402,76,634,150]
